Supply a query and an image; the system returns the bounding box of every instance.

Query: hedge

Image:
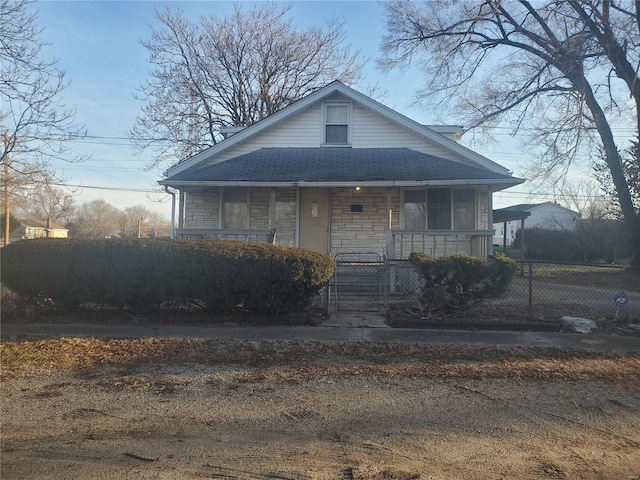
[409,252,516,309]
[1,239,334,314]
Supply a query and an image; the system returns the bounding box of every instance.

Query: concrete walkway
[2,312,639,350]
[320,312,390,328]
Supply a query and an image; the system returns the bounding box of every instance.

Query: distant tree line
[5,196,169,240]
[65,199,170,240]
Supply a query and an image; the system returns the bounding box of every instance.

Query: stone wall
[329,187,400,256]
[249,188,270,230]
[478,191,489,230]
[274,188,297,246]
[184,190,220,228]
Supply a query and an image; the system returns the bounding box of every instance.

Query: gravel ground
[2,344,640,480]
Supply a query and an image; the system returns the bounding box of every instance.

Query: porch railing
[176,228,276,243]
[386,229,494,259]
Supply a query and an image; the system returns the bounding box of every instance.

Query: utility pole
[3,131,10,246]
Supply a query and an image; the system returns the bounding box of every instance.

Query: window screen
[427,189,451,229]
[404,190,426,230]
[325,105,348,144]
[223,187,248,229]
[453,189,475,229]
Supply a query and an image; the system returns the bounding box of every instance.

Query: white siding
[350,104,475,165]
[527,204,579,231]
[493,203,579,246]
[205,106,323,165]
[198,100,476,167]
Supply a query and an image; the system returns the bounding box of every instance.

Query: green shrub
[1,239,334,314]
[409,252,516,309]
[512,228,582,261]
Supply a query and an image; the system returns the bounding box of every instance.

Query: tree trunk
[3,132,10,246]
[564,67,640,267]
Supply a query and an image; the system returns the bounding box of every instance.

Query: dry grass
[2,337,639,385]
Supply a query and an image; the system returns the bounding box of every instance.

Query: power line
[52,183,162,193]
[54,125,637,146]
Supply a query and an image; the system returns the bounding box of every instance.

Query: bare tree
[146,211,170,237]
[68,199,120,240]
[16,175,76,234]
[380,0,640,266]
[120,205,151,238]
[594,140,640,216]
[0,0,86,245]
[118,205,168,238]
[555,180,610,224]
[132,2,366,171]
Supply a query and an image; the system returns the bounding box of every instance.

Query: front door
[299,188,329,253]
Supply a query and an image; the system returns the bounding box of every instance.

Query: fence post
[383,256,389,311]
[528,260,533,318]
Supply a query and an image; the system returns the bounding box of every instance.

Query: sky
[28,0,584,219]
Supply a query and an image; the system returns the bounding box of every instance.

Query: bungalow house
[20,219,69,239]
[159,81,524,260]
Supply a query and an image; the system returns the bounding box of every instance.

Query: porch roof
[160,148,522,188]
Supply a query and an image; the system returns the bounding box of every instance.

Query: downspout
[164,185,176,239]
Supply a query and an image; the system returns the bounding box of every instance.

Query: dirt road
[3,361,640,480]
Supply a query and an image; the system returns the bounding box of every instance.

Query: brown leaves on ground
[1,338,639,386]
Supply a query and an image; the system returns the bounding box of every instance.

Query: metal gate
[332,252,384,312]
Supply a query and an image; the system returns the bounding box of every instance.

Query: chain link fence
[330,252,384,312]
[489,261,640,321]
[324,257,639,321]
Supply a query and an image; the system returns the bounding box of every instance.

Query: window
[324,104,349,144]
[403,188,476,230]
[427,189,451,229]
[453,189,475,229]
[223,187,248,229]
[403,190,426,230]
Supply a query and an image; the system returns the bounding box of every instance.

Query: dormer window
[324,103,349,145]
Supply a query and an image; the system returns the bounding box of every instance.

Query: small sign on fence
[615,292,628,307]
[614,292,628,320]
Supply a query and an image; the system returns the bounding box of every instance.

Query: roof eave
[159,177,524,189]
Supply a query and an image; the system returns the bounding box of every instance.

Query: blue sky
[32,0,537,217]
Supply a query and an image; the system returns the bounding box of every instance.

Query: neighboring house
[159,81,524,259]
[20,219,69,239]
[493,202,580,246]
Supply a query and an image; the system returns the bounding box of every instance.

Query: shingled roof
[162,148,516,186]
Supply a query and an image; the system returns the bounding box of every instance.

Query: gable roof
[161,147,522,189]
[502,202,578,215]
[493,208,531,223]
[164,81,512,178]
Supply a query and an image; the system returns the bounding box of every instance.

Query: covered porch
[160,147,523,260]
[168,184,497,260]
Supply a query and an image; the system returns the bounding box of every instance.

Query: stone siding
[274,188,297,246]
[249,188,270,230]
[479,192,489,230]
[329,187,400,257]
[184,190,220,228]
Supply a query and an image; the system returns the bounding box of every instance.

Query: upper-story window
[324,103,349,145]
